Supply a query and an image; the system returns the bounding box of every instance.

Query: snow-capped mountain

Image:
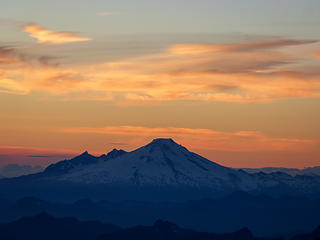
[40,138,320,197]
[52,138,256,191]
[1,138,320,201]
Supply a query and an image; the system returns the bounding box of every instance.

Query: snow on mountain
[44,151,99,176]
[45,138,256,191]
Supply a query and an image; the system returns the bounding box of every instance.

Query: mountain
[0,212,285,240]
[240,167,320,177]
[53,138,255,190]
[0,212,120,240]
[1,138,320,201]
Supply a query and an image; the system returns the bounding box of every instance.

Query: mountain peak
[151,138,176,144]
[109,148,125,155]
[43,151,98,176]
[80,151,90,156]
[147,138,182,148]
[102,148,127,160]
[145,138,184,153]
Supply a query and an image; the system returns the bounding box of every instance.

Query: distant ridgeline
[0,212,319,240]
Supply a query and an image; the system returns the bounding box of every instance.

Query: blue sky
[1,0,320,37]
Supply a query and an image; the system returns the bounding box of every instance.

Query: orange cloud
[1,39,320,103]
[22,24,92,45]
[169,39,317,54]
[314,51,320,59]
[0,46,64,94]
[62,126,317,152]
[0,48,18,65]
[226,39,317,51]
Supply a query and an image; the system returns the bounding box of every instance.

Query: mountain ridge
[240,167,320,177]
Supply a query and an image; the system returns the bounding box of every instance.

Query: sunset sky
[0,0,319,168]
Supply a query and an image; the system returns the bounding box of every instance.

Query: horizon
[1,0,320,169]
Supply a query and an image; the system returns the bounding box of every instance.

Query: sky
[0,0,319,168]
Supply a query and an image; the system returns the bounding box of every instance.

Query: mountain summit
[147,138,177,146]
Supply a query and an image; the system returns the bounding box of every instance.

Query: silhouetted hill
[291,226,320,240]
[99,220,258,240]
[0,213,285,240]
[0,212,120,240]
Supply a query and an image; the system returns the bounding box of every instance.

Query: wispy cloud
[0,46,56,65]
[169,39,317,54]
[22,24,92,45]
[27,155,51,158]
[0,39,319,103]
[0,46,59,94]
[62,126,317,152]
